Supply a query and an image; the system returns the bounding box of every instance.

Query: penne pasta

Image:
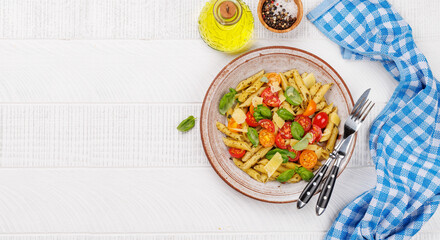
[245,168,263,182]
[257,159,269,166]
[222,137,251,151]
[309,82,322,96]
[282,162,300,169]
[277,165,291,173]
[260,173,268,183]
[287,173,302,183]
[301,72,308,79]
[239,87,266,107]
[321,110,340,142]
[233,158,244,168]
[316,101,327,111]
[216,122,244,141]
[236,70,265,91]
[313,83,332,104]
[326,127,339,152]
[241,147,272,170]
[293,70,311,103]
[319,103,334,115]
[283,69,295,79]
[242,145,263,162]
[238,77,265,102]
[268,171,282,181]
[280,73,289,91]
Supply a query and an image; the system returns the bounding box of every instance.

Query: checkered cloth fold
[307,0,440,239]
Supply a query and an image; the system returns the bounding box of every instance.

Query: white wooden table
[0,0,439,239]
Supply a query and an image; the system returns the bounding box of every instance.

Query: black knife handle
[316,163,340,215]
[297,162,330,208]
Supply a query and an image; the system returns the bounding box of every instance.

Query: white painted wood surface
[0,0,439,239]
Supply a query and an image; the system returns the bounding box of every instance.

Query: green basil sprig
[276,108,294,121]
[257,104,272,118]
[292,133,313,151]
[290,121,304,140]
[260,76,268,83]
[266,148,296,163]
[276,169,296,183]
[284,86,302,106]
[177,116,196,132]
[297,167,314,181]
[253,104,272,121]
[247,127,259,147]
[219,88,237,115]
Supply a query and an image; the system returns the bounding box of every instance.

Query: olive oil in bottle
[198,0,254,53]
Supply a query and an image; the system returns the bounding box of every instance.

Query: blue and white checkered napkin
[307,0,440,239]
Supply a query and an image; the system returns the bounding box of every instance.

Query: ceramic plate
[200,46,355,203]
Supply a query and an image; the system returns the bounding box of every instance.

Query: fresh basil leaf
[253,111,264,122]
[177,116,196,132]
[276,108,294,121]
[260,76,268,83]
[247,127,259,147]
[219,88,237,115]
[257,105,272,119]
[292,133,313,151]
[266,148,296,163]
[276,169,296,183]
[297,167,314,181]
[291,121,304,140]
[284,86,302,106]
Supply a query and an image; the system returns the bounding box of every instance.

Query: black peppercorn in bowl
[257,0,303,33]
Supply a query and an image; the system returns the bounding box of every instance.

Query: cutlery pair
[297,89,374,215]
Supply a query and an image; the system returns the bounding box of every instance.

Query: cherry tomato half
[280,122,293,139]
[275,133,288,149]
[259,129,276,147]
[294,115,312,132]
[267,72,281,86]
[228,118,242,133]
[259,119,275,132]
[245,111,259,127]
[303,100,317,116]
[261,88,281,107]
[229,148,246,158]
[264,95,281,107]
[313,112,329,129]
[261,88,276,99]
[308,124,322,143]
[299,150,318,169]
[287,145,301,162]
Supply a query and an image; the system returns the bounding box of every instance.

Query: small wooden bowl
[257,0,303,33]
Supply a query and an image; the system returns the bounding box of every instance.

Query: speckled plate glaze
[200,46,355,203]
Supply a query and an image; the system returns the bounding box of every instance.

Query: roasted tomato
[245,111,259,127]
[227,118,242,133]
[313,112,329,129]
[294,115,312,132]
[267,72,282,86]
[258,119,275,132]
[259,129,276,147]
[299,150,318,169]
[279,122,293,139]
[229,148,246,158]
[275,133,288,149]
[287,145,301,162]
[303,100,317,116]
[308,124,323,143]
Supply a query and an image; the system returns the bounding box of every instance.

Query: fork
[297,89,374,214]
